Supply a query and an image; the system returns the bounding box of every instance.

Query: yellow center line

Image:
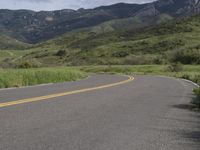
[0,76,134,108]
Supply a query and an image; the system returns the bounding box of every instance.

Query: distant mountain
[0,0,200,43]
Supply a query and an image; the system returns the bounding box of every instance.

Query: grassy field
[0,65,199,89]
[80,65,200,83]
[0,67,86,88]
[0,50,32,60]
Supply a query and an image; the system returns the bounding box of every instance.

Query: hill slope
[5,15,199,67]
[0,34,30,50]
[0,0,200,43]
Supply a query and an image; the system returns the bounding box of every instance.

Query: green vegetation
[0,68,86,88]
[1,15,199,67]
[79,65,200,78]
[0,5,199,110]
[0,14,199,97]
[0,34,31,50]
[0,65,199,89]
[193,87,200,109]
[166,63,183,72]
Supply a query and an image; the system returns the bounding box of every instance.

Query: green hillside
[1,15,200,67]
[0,34,31,50]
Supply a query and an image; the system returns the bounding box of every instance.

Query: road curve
[0,74,199,150]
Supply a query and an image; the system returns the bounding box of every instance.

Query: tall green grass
[80,64,200,84]
[0,65,199,89]
[80,65,200,76]
[0,68,86,88]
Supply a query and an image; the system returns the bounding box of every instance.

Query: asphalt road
[0,74,200,150]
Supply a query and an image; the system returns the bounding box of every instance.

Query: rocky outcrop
[155,0,200,16]
[134,4,159,18]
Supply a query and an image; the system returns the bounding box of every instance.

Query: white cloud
[0,0,156,11]
[14,0,51,2]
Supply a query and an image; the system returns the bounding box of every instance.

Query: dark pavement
[0,74,199,150]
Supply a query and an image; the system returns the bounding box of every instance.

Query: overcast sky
[0,0,156,11]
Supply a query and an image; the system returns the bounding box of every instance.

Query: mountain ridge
[0,0,200,44]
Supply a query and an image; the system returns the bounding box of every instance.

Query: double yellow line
[0,76,134,108]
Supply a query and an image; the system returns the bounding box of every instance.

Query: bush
[17,59,41,69]
[124,55,154,65]
[170,48,200,64]
[153,56,164,64]
[194,88,200,96]
[192,75,200,85]
[193,87,200,108]
[181,74,190,80]
[179,74,200,85]
[154,39,185,52]
[167,63,183,72]
[18,61,32,68]
[112,51,129,58]
[56,50,67,57]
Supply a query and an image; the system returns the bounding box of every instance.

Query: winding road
[0,74,199,150]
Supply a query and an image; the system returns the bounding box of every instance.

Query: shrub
[193,87,200,108]
[194,88,200,96]
[181,74,190,80]
[112,51,129,58]
[170,49,200,64]
[56,50,67,57]
[167,63,183,72]
[17,59,41,68]
[192,75,200,85]
[124,55,154,65]
[18,61,32,68]
[153,56,164,64]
